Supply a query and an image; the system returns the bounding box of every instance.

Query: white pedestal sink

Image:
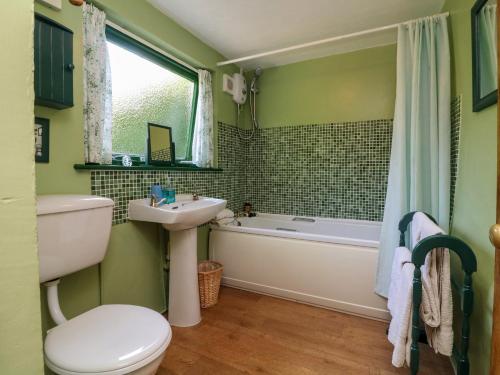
[128,194,226,327]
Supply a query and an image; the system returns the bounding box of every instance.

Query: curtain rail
[216,12,449,67]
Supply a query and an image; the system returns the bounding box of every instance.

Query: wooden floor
[158,287,453,375]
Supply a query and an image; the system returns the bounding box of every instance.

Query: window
[106,27,198,162]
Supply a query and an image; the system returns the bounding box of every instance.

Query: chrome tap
[150,194,166,207]
[192,193,199,201]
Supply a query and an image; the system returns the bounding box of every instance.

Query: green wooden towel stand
[398,212,477,375]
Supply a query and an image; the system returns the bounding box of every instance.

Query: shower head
[250,67,263,93]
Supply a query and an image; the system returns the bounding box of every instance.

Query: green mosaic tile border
[450,95,462,226]
[242,120,393,221]
[91,123,245,225]
[92,102,461,226]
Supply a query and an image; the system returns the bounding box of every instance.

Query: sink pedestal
[168,227,201,327]
[127,195,227,327]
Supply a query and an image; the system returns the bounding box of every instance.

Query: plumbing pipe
[44,279,68,326]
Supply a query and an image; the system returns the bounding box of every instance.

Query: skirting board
[221,276,391,321]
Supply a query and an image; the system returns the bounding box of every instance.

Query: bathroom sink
[128,194,227,231]
[129,194,226,328]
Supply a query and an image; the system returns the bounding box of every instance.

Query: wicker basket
[198,261,223,308]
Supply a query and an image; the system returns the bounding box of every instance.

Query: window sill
[73,164,223,172]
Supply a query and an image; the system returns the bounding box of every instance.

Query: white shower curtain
[83,3,112,164]
[375,15,451,297]
[192,70,214,168]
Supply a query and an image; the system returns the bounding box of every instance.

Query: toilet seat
[44,305,172,375]
[46,344,167,375]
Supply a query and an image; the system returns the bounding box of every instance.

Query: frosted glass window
[107,41,196,160]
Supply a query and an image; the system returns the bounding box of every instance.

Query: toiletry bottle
[151,183,166,207]
[151,183,163,201]
[163,177,176,204]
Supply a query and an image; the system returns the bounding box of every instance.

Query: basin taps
[192,193,199,201]
[150,194,166,207]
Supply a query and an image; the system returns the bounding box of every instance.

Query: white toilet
[37,195,172,375]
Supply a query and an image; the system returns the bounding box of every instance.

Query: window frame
[105,25,199,163]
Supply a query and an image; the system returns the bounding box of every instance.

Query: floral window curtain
[83,3,112,164]
[192,70,214,168]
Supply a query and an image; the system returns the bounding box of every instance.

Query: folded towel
[216,208,234,220]
[210,209,237,226]
[217,217,236,226]
[411,212,443,248]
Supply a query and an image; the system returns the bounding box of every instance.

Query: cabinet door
[34,16,52,102]
[34,14,74,109]
[62,26,74,107]
[50,25,74,106]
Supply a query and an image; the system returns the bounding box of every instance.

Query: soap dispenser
[163,177,176,204]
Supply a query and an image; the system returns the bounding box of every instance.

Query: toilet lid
[44,305,171,373]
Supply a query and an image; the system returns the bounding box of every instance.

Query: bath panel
[209,214,389,320]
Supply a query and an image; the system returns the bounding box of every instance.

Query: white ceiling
[148,0,445,70]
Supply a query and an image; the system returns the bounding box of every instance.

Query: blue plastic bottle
[151,184,163,201]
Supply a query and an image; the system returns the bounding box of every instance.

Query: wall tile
[91,123,246,225]
[450,95,462,226]
[92,101,461,226]
[242,120,393,221]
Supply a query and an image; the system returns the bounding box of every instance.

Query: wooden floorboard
[159,287,453,375]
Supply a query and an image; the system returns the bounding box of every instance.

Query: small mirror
[147,123,175,165]
[472,0,498,111]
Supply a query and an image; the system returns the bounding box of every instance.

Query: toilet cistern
[128,194,227,327]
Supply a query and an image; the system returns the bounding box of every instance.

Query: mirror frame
[147,123,175,166]
[472,0,498,112]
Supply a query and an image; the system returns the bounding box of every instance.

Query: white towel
[216,217,236,225]
[387,212,453,367]
[411,213,453,357]
[211,209,236,226]
[215,208,234,220]
[411,212,442,248]
[387,246,414,367]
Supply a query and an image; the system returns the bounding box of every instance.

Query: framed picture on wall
[35,117,50,163]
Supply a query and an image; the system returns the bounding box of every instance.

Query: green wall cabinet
[34,14,74,109]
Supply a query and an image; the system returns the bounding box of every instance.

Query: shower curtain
[192,70,214,168]
[375,15,451,297]
[83,3,112,164]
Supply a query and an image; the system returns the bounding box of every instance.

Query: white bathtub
[209,213,389,320]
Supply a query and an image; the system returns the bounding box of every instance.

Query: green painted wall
[443,0,497,373]
[101,222,166,310]
[29,1,497,373]
[35,3,89,195]
[245,44,397,128]
[34,0,237,359]
[0,1,45,374]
